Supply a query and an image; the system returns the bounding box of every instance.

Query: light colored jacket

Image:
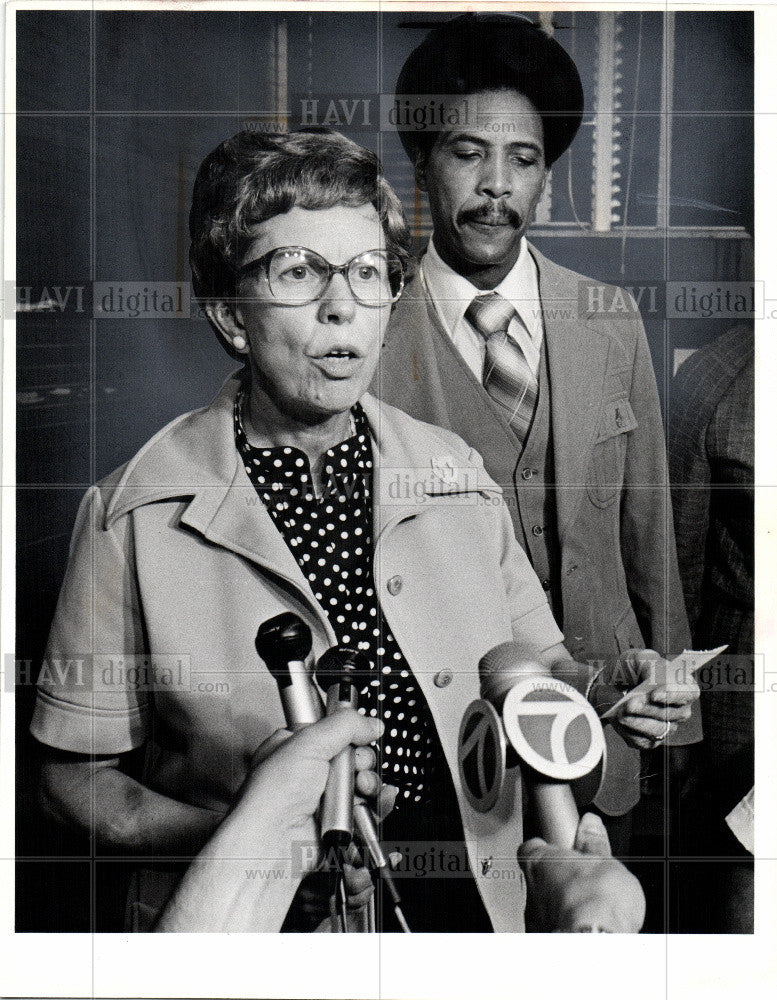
[31,375,563,932]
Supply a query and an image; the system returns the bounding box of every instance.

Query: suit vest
[428,317,563,622]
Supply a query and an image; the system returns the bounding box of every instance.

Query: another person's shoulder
[527,242,646,345]
[673,325,754,425]
[676,324,753,385]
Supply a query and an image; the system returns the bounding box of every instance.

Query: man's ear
[413,150,429,193]
[204,300,250,355]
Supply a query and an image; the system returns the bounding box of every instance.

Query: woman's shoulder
[95,376,240,527]
[359,393,481,463]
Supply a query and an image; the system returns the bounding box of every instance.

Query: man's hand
[517,812,646,933]
[602,649,700,750]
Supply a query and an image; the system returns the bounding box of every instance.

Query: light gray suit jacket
[375,243,697,814]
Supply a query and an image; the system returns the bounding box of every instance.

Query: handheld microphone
[458,642,605,849]
[315,645,410,933]
[313,647,366,852]
[255,615,410,932]
[255,612,320,728]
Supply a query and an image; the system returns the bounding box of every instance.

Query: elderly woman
[31,129,688,933]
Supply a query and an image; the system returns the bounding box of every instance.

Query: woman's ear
[204,300,250,355]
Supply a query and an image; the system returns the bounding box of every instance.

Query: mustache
[458,204,522,228]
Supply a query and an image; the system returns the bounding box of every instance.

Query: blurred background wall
[12,9,753,931]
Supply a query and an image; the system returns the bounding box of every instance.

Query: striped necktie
[464,291,539,445]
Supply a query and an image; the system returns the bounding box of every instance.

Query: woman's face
[235,203,392,424]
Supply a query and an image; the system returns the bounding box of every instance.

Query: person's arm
[31,485,219,854]
[480,454,698,749]
[518,812,645,932]
[620,311,692,657]
[155,712,385,932]
[39,748,223,854]
[667,351,714,633]
[537,644,699,750]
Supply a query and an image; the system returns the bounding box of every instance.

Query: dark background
[14,9,753,932]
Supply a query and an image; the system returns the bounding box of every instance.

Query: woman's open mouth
[313,349,364,378]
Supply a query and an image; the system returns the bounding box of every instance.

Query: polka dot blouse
[234,392,448,816]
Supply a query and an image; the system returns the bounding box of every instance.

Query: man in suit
[376,13,700,835]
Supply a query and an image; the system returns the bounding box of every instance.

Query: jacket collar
[103,375,497,569]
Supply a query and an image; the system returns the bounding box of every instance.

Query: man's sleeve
[30,486,150,754]
[667,351,713,631]
[619,314,700,745]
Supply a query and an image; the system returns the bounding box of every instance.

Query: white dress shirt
[420,236,544,383]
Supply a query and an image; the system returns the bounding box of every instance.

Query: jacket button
[434,669,453,688]
[541,578,551,591]
[521,468,533,481]
[386,575,403,596]
[532,525,544,537]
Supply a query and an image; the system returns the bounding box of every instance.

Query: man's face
[418,89,547,289]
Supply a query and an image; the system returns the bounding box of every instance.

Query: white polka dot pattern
[234,392,441,811]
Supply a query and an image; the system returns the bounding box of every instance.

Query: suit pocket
[586,398,638,508]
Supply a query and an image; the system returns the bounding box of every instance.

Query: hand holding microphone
[518,812,646,933]
[458,641,645,932]
[255,613,410,931]
[458,642,606,848]
[155,708,384,933]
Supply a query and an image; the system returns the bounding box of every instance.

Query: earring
[232,335,247,351]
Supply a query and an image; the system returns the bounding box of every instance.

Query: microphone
[458,642,605,849]
[315,644,410,933]
[255,612,320,728]
[313,647,366,852]
[255,615,410,932]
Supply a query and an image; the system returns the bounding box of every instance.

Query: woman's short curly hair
[189,128,412,318]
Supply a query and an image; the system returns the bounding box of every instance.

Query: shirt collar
[422,235,541,340]
[233,389,371,486]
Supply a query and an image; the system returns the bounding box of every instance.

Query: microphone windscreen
[255,612,312,679]
[314,646,370,690]
[479,641,549,705]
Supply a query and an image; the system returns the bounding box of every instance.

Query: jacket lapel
[360,394,502,545]
[530,246,611,542]
[376,273,455,429]
[104,375,320,604]
[184,458,316,599]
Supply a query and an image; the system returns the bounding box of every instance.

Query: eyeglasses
[236,246,405,307]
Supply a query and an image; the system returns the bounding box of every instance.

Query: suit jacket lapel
[376,272,455,429]
[530,246,611,542]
